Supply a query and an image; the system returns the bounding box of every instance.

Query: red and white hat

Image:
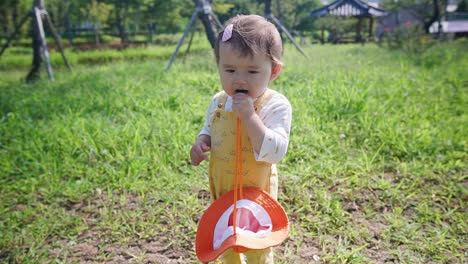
[196,187,289,262]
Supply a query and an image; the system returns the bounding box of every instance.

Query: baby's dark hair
[214,15,283,66]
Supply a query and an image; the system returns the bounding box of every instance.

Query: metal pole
[0,12,31,58]
[165,9,199,72]
[210,11,223,29]
[43,10,72,71]
[34,7,54,80]
[185,19,197,56]
[267,14,308,58]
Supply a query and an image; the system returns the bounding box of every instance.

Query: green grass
[0,38,467,263]
[0,33,208,71]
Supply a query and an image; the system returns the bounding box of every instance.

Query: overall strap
[217,92,229,109]
[254,89,276,113]
[222,89,276,234]
[232,117,242,234]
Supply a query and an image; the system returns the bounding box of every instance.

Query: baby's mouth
[235,89,248,94]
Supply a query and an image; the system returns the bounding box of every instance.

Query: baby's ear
[270,63,283,81]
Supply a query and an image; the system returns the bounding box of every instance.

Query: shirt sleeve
[198,92,222,137]
[255,94,292,163]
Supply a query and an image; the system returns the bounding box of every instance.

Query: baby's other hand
[190,138,211,166]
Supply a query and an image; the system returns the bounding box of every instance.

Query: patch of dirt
[43,189,190,263]
[36,187,436,263]
[355,214,389,241]
[363,248,392,263]
[49,238,189,263]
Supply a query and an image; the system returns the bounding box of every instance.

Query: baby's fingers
[201,144,211,152]
[190,154,201,166]
[190,146,207,166]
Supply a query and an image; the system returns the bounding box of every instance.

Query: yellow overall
[209,89,278,264]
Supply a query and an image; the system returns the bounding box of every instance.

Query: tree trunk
[27,0,52,82]
[63,0,73,46]
[276,0,283,21]
[265,0,272,16]
[147,23,155,44]
[94,27,100,46]
[424,0,440,33]
[13,5,19,29]
[321,26,324,44]
[44,13,72,71]
[193,0,217,49]
[0,12,30,57]
[27,10,42,82]
[1,11,9,46]
[35,0,44,9]
[115,2,128,44]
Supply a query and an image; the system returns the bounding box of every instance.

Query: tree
[62,0,73,45]
[456,0,467,11]
[107,0,136,43]
[43,0,69,33]
[27,0,48,82]
[380,0,447,33]
[193,0,218,48]
[80,0,111,45]
[139,0,193,40]
[276,0,283,21]
[0,0,30,45]
[215,0,263,22]
[270,0,321,33]
[0,1,16,45]
[313,16,356,43]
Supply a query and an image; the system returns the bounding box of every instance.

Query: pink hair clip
[222,24,233,42]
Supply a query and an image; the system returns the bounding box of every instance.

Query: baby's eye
[248,70,259,74]
[225,69,235,73]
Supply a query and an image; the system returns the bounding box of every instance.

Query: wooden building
[311,0,387,43]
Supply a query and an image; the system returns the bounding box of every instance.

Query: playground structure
[165,0,222,71]
[166,0,308,71]
[2,0,309,78]
[0,0,71,82]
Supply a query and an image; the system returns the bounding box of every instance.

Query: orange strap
[232,117,244,235]
[236,118,244,199]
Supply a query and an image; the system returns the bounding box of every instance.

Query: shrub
[382,24,434,55]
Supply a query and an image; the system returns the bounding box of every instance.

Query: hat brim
[196,187,289,262]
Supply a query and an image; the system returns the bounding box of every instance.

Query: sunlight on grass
[0,39,467,263]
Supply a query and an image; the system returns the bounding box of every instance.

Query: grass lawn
[0,38,467,263]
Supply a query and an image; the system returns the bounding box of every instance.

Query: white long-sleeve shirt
[199,91,292,164]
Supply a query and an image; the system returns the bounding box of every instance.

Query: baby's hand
[232,93,254,120]
[190,137,211,166]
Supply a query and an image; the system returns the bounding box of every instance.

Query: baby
[191,14,292,264]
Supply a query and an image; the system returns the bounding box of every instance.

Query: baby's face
[217,43,276,99]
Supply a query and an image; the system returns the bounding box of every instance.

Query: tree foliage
[0,0,31,40]
[0,0,452,45]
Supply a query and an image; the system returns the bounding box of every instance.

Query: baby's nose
[233,78,247,86]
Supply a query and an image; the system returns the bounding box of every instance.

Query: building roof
[311,0,387,17]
